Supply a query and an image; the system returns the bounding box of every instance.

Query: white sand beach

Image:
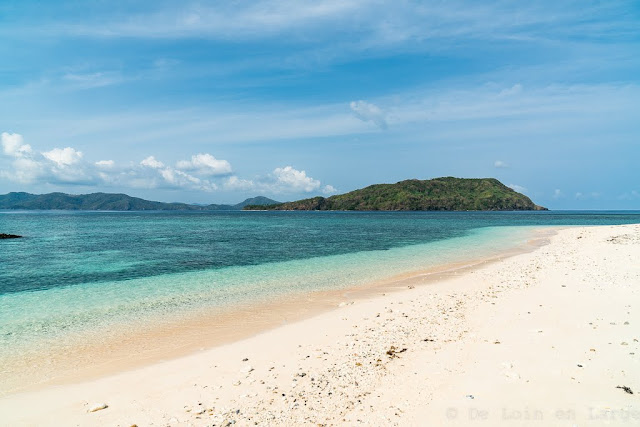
[1,224,638,426]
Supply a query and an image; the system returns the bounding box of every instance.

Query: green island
[0,193,278,211]
[244,177,547,211]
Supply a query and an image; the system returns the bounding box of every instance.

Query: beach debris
[616,386,634,395]
[240,365,254,375]
[494,340,501,344]
[233,380,241,386]
[577,364,583,368]
[423,338,435,342]
[242,358,249,361]
[87,403,108,413]
[386,346,407,358]
[466,395,475,400]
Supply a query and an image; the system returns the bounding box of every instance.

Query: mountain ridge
[0,192,279,211]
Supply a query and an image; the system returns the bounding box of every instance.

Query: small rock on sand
[240,366,254,375]
[87,403,108,413]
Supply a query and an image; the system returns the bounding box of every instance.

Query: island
[0,193,278,211]
[0,233,22,239]
[244,177,547,211]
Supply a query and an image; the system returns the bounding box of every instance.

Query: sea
[1,210,639,391]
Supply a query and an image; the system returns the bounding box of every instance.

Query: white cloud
[272,166,321,193]
[6,157,44,184]
[1,133,337,196]
[222,166,333,194]
[140,156,165,169]
[508,184,526,193]
[494,160,508,168]
[224,175,255,191]
[95,160,114,167]
[553,189,564,199]
[1,132,32,157]
[176,153,232,176]
[322,184,338,194]
[42,147,83,167]
[138,155,218,191]
[350,100,387,130]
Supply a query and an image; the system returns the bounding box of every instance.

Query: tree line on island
[0,177,546,212]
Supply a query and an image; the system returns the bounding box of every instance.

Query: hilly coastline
[244,177,547,211]
[0,192,278,211]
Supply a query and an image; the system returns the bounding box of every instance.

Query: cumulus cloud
[176,153,232,176]
[1,132,336,197]
[350,100,387,129]
[0,133,227,191]
[1,134,92,185]
[137,155,219,191]
[224,166,335,195]
[42,147,83,166]
[1,132,32,157]
[272,166,321,192]
[140,156,165,169]
[553,189,564,199]
[494,160,508,168]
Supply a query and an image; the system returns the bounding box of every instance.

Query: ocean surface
[1,210,639,385]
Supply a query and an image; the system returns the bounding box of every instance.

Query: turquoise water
[1,210,639,367]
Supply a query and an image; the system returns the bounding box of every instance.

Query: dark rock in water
[0,233,22,239]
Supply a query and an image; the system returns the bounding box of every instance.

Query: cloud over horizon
[0,132,335,198]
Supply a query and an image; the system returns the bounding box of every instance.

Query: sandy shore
[1,224,638,426]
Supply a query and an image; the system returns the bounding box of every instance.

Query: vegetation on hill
[244,177,547,211]
[0,192,279,211]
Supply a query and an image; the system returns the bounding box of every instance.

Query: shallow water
[1,210,639,381]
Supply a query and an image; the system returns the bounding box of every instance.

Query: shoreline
[0,226,556,396]
[0,224,638,425]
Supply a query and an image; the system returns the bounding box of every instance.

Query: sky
[1,1,639,209]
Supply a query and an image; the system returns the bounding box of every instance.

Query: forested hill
[244,177,547,211]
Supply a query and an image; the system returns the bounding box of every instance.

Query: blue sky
[1,0,639,208]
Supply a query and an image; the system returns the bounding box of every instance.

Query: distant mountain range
[244,177,547,211]
[0,192,279,211]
